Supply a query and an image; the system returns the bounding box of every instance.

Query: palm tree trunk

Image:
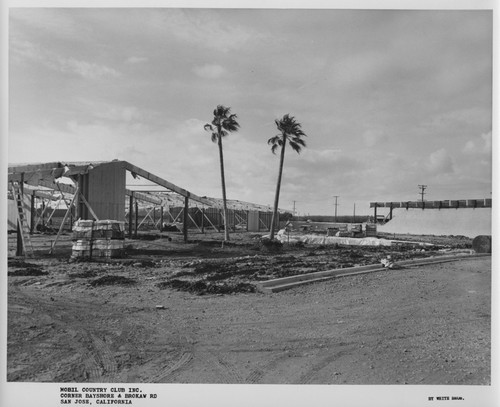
[270,138,287,240]
[217,135,230,241]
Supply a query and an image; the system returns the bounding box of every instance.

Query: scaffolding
[8,160,283,256]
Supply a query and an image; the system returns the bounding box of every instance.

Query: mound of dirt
[67,269,98,278]
[257,238,283,252]
[90,275,136,286]
[8,259,40,268]
[8,267,47,277]
[157,279,256,295]
[472,235,492,254]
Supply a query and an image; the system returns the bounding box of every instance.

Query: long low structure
[369,197,492,238]
[8,160,288,256]
[276,232,393,246]
[370,199,492,210]
[257,252,490,293]
[377,207,491,238]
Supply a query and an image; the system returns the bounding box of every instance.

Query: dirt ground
[6,231,490,385]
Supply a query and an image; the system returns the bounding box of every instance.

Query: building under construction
[8,160,286,257]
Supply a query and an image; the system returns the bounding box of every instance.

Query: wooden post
[16,175,24,256]
[128,194,134,238]
[75,175,81,221]
[89,220,95,260]
[41,200,46,227]
[373,204,377,224]
[49,187,79,254]
[201,207,205,233]
[183,195,189,243]
[389,203,393,220]
[68,203,73,229]
[160,206,164,232]
[134,199,138,238]
[30,192,35,234]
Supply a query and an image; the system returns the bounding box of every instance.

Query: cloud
[362,129,388,148]
[10,38,120,80]
[161,9,259,53]
[425,149,455,174]
[9,121,123,164]
[300,148,343,165]
[192,64,227,79]
[329,51,389,88]
[125,56,149,64]
[10,8,87,41]
[8,9,492,215]
[94,105,151,123]
[429,108,491,128]
[463,131,492,155]
[56,58,120,80]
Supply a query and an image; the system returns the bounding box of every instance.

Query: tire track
[216,355,245,383]
[88,334,119,379]
[189,350,245,384]
[13,290,122,382]
[150,351,193,383]
[82,347,103,381]
[245,352,288,384]
[297,353,342,384]
[297,345,356,384]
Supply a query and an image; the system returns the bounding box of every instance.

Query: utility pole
[418,185,427,202]
[292,200,297,216]
[333,195,339,222]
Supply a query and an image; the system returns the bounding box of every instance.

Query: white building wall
[378,207,491,238]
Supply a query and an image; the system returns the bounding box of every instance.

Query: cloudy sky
[7,5,493,216]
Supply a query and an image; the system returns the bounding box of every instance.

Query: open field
[6,231,490,384]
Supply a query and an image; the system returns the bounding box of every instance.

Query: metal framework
[370,199,492,223]
[8,160,283,256]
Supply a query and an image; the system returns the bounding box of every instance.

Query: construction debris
[380,256,394,269]
[275,230,392,246]
[71,220,125,259]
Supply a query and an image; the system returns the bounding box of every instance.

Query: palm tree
[204,105,240,242]
[268,114,307,240]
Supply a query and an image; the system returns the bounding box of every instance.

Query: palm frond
[268,135,283,155]
[274,113,308,154]
[274,118,283,132]
[222,113,240,132]
[289,139,305,153]
[207,105,240,142]
[267,135,282,145]
[271,143,281,155]
[291,137,306,147]
[289,134,307,144]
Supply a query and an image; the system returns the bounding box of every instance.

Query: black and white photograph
[1,1,497,406]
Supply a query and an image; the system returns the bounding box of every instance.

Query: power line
[333,195,339,222]
[418,185,427,202]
